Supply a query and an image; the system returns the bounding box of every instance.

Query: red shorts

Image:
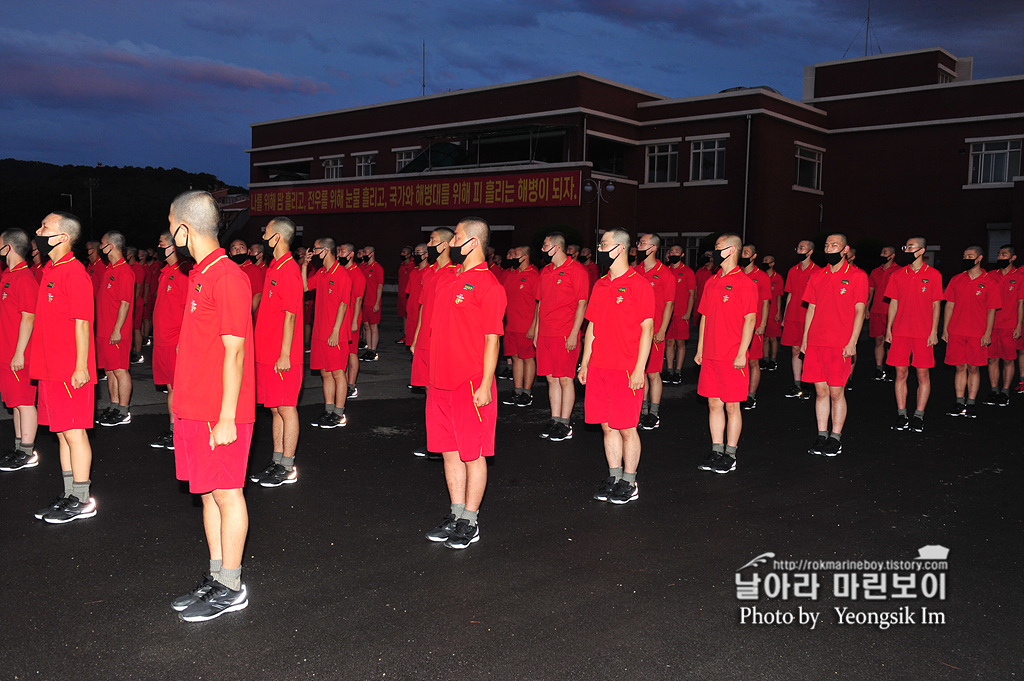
[37,379,94,432]
[697,357,748,403]
[363,305,382,325]
[153,344,177,385]
[350,321,362,350]
[988,329,1017,361]
[667,315,690,340]
[869,308,888,338]
[765,317,782,338]
[425,379,497,462]
[646,339,665,374]
[0,367,36,408]
[780,314,806,347]
[504,331,536,360]
[536,335,581,378]
[583,365,644,430]
[748,334,764,361]
[398,293,408,319]
[802,345,853,387]
[132,299,144,331]
[945,334,988,367]
[174,418,254,494]
[96,333,130,370]
[887,335,934,369]
[255,361,302,407]
[410,345,429,387]
[310,338,348,372]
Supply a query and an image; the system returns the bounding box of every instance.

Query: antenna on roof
[865,0,871,57]
[422,41,426,97]
[841,1,883,60]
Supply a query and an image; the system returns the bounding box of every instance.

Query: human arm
[111,300,130,344]
[940,301,952,343]
[694,317,706,365]
[473,334,500,407]
[654,300,673,344]
[350,296,363,333]
[211,334,244,448]
[631,319,654,389]
[684,289,695,321]
[927,300,940,347]
[566,299,587,351]
[982,309,995,346]
[845,303,866,358]
[577,322,595,384]
[373,283,383,312]
[275,311,296,372]
[71,319,90,388]
[735,313,756,370]
[527,301,539,342]
[885,299,898,344]
[800,303,815,355]
[10,311,34,372]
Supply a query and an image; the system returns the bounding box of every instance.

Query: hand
[941,331,949,343]
[800,342,808,356]
[525,327,536,341]
[373,303,380,312]
[628,369,645,391]
[1014,326,1022,340]
[653,330,666,343]
[10,352,24,373]
[693,351,703,366]
[110,330,121,345]
[885,330,892,344]
[302,251,312,266]
[682,314,691,322]
[774,312,781,323]
[927,332,938,347]
[981,334,992,347]
[71,367,90,390]
[473,383,492,407]
[209,419,237,449]
[275,356,291,373]
[577,364,588,385]
[733,354,745,370]
[756,326,765,336]
[351,323,358,333]
[328,331,340,347]
[565,335,578,351]
[842,343,856,358]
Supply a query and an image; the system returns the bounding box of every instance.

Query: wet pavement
[1,307,1020,680]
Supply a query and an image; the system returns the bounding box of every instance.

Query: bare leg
[966,365,981,400]
[523,357,536,392]
[915,367,931,412]
[558,376,575,420]
[954,365,967,398]
[724,401,742,447]
[62,428,92,483]
[814,382,830,431]
[209,488,248,570]
[464,457,487,512]
[601,423,623,468]
[620,427,641,474]
[271,407,283,452]
[708,398,725,442]
[829,385,847,434]
[442,451,467,505]
[547,375,561,418]
[278,406,299,459]
[894,366,909,410]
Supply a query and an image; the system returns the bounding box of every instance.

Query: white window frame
[644,141,679,185]
[353,151,378,178]
[321,156,344,179]
[793,143,823,193]
[966,137,1021,187]
[686,135,728,185]
[395,149,418,172]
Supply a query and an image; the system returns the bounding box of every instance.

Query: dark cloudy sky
[2,1,1021,187]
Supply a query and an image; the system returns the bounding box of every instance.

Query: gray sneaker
[426,514,458,542]
[179,582,248,622]
[444,519,480,549]
[171,572,217,612]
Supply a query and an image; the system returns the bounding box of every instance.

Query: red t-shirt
[398,261,414,296]
[255,255,304,366]
[308,261,352,341]
[585,269,655,371]
[145,261,161,304]
[153,262,189,347]
[989,268,1024,330]
[584,261,599,291]
[634,261,677,331]
[405,265,427,323]
[29,253,96,384]
[944,270,999,337]
[744,267,772,328]
[697,267,758,361]
[31,262,45,283]
[767,270,784,320]
[883,264,944,338]
[96,259,135,338]
[502,265,540,333]
[0,263,39,366]
[802,262,869,347]
[130,261,146,301]
[416,263,458,351]
[869,263,897,314]
[694,265,715,313]
[87,259,106,296]
[173,249,255,424]
[241,260,267,301]
[362,261,384,309]
[669,264,696,321]
[783,262,817,325]
[537,258,589,337]
[347,262,367,313]
[429,263,506,390]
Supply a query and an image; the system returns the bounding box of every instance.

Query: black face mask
[796,251,809,262]
[538,249,554,266]
[738,256,751,268]
[758,263,772,272]
[996,258,1012,269]
[35,235,60,262]
[262,233,279,258]
[172,226,191,260]
[961,258,978,272]
[824,252,844,266]
[0,245,10,259]
[427,244,443,265]
[448,240,474,267]
[702,253,712,264]
[666,255,681,265]
[579,254,590,264]
[248,255,260,265]
[596,247,617,272]
[712,248,729,269]
[502,257,519,269]
[229,253,248,265]
[412,253,424,264]
[897,250,919,267]
[338,255,350,266]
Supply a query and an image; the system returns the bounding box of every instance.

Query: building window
[396,150,417,172]
[970,140,1021,185]
[794,146,822,191]
[322,158,343,179]
[646,143,678,184]
[355,153,377,177]
[690,138,726,181]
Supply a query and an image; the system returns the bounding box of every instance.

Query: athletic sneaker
[697,451,719,471]
[95,406,116,424]
[964,404,977,418]
[149,431,174,450]
[708,453,737,474]
[821,437,842,457]
[131,352,145,364]
[872,368,888,381]
[425,451,443,461]
[945,403,967,417]
[426,513,458,542]
[412,446,428,458]
[249,460,277,483]
[501,393,518,406]
[539,420,556,439]
[741,396,757,411]
[608,480,639,505]
[639,413,660,430]
[100,410,131,426]
[347,385,358,399]
[310,410,332,427]
[994,393,1010,407]
[34,496,67,520]
[179,582,248,622]
[808,435,827,455]
[891,414,910,431]
[909,416,925,433]
[444,519,480,549]
[0,449,39,471]
[1016,380,1024,395]
[394,336,405,344]
[982,392,999,406]
[758,359,768,371]
[548,422,573,442]
[784,385,804,399]
[171,572,217,612]
[593,476,615,501]
[259,464,297,487]
[320,412,346,429]
[513,392,533,407]
[766,360,778,371]
[361,350,378,362]
[43,495,97,523]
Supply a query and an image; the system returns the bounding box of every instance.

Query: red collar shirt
[537,258,589,337]
[783,262,817,323]
[0,263,39,368]
[802,262,869,346]
[153,262,189,348]
[240,260,267,300]
[585,269,655,371]
[29,253,96,383]
[697,267,758,361]
[989,268,1024,330]
[502,265,541,334]
[694,265,715,304]
[405,266,427,314]
[429,263,506,390]
[883,264,944,338]
[31,262,45,283]
[362,261,383,306]
[767,270,784,318]
[744,267,772,327]
[96,258,135,337]
[398,261,414,296]
[634,261,677,327]
[255,255,304,366]
[129,262,146,299]
[87,259,106,295]
[417,263,458,353]
[307,261,352,342]
[669,264,696,318]
[173,249,255,423]
[944,270,999,337]
[347,263,367,305]
[869,264,897,314]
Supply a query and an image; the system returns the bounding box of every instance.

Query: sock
[272,451,284,464]
[830,432,842,442]
[876,364,883,371]
[281,456,295,471]
[337,406,345,416]
[712,443,725,454]
[117,404,128,415]
[967,398,976,405]
[209,559,222,579]
[325,403,336,414]
[218,566,242,591]
[169,420,174,432]
[817,430,828,438]
[649,403,660,416]
[1000,387,1009,395]
[897,408,907,416]
[622,472,637,484]
[451,503,466,519]
[748,393,756,401]
[62,470,74,496]
[913,410,925,420]
[18,441,33,454]
[515,387,526,396]
[15,437,21,450]
[725,445,738,459]
[956,396,966,405]
[609,466,623,481]
[554,417,569,425]
[72,479,90,501]
[641,400,650,415]
[461,509,478,526]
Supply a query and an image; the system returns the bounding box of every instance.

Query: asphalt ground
[1,302,1020,680]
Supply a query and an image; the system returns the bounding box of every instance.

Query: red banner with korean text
[250,171,581,215]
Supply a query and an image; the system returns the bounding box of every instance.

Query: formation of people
[2,191,1022,623]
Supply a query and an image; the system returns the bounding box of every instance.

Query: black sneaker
[43,495,97,523]
[639,413,660,430]
[708,453,737,474]
[361,350,378,362]
[767,360,778,372]
[249,460,277,483]
[326,412,347,428]
[758,359,768,371]
[822,437,842,457]
[697,451,719,471]
[784,385,804,398]
[425,451,443,461]
[149,431,174,449]
[891,414,910,431]
[982,392,999,406]
[426,514,458,542]
[259,463,297,487]
[513,392,533,407]
[310,410,331,427]
[539,419,556,439]
[593,476,616,501]
[995,393,1010,407]
[171,572,217,612]
[670,372,683,385]
[909,416,925,433]
[358,339,367,350]
[95,406,116,424]
[394,337,406,344]
[179,582,248,622]
[608,479,639,505]
[34,496,67,520]
[741,396,757,411]
[498,366,513,380]
[548,422,573,442]
[444,519,480,549]
[501,393,517,406]
[412,446,428,458]
[964,404,978,418]
[347,385,358,399]
[100,409,131,426]
[808,435,827,455]
[131,352,145,364]
[873,368,887,381]
[945,403,967,417]
[0,449,39,471]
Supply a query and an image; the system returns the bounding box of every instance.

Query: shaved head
[170,191,219,238]
[458,217,490,250]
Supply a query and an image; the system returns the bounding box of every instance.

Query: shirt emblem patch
[463,284,474,291]
[616,295,624,304]
[840,288,847,295]
[48,293,53,302]
[194,283,202,293]
[190,299,197,313]
[47,282,55,289]
[455,293,465,305]
[618,287,627,293]
[723,294,730,302]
